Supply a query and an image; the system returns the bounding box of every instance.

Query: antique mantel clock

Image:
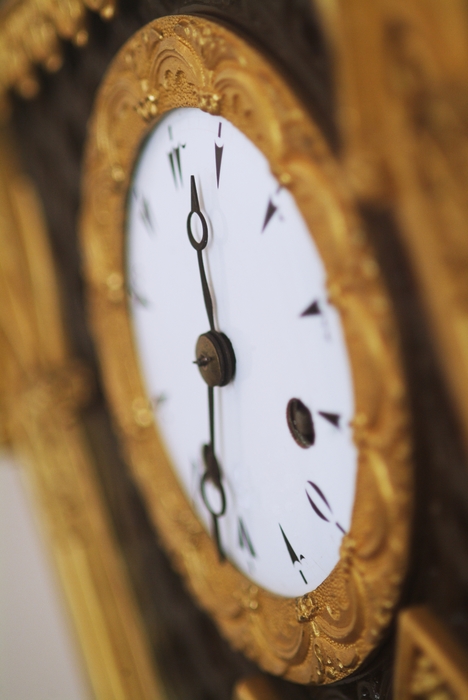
[80,15,412,684]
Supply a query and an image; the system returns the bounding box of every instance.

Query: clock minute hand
[187,175,215,331]
[187,175,236,390]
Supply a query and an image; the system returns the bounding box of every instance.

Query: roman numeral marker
[168,151,176,185]
[301,300,321,317]
[128,284,150,308]
[152,393,167,407]
[215,122,224,188]
[262,198,278,232]
[305,481,345,535]
[279,524,307,584]
[238,518,256,557]
[318,411,341,428]
[140,197,154,233]
[167,130,185,188]
[279,524,299,564]
[306,481,331,522]
[215,144,223,188]
[169,147,183,187]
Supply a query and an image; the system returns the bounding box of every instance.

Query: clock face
[127,107,357,597]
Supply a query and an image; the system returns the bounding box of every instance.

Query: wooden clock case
[3,1,468,698]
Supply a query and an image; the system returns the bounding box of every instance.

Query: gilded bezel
[80,15,412,684]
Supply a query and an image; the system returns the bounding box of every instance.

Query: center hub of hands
[194,331,236,387]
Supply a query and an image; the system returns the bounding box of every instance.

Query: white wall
[0,453,92,700]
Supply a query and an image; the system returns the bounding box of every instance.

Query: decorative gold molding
[80,16,413,684]
[0,0,116,103]
[394,606,468,700]
[314,0,468,459]
[0,126,165,700]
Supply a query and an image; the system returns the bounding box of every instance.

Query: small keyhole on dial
[286,398,315,448]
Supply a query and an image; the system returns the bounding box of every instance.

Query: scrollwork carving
[0,0,117,103]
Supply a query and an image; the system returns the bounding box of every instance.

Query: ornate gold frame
[394,606,468,699]
[80,15,412,684]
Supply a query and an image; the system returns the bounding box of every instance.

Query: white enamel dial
[127,107,357,597]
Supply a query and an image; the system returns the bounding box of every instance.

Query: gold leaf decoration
[0,0,117,104]
[395,606,468,700]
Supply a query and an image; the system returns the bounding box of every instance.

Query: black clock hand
[187,175,236,562]
[187,175,215,331]
[187,175,236,388]
[200,386,226,561]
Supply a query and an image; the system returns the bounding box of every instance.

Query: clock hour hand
[200,387,226,561]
